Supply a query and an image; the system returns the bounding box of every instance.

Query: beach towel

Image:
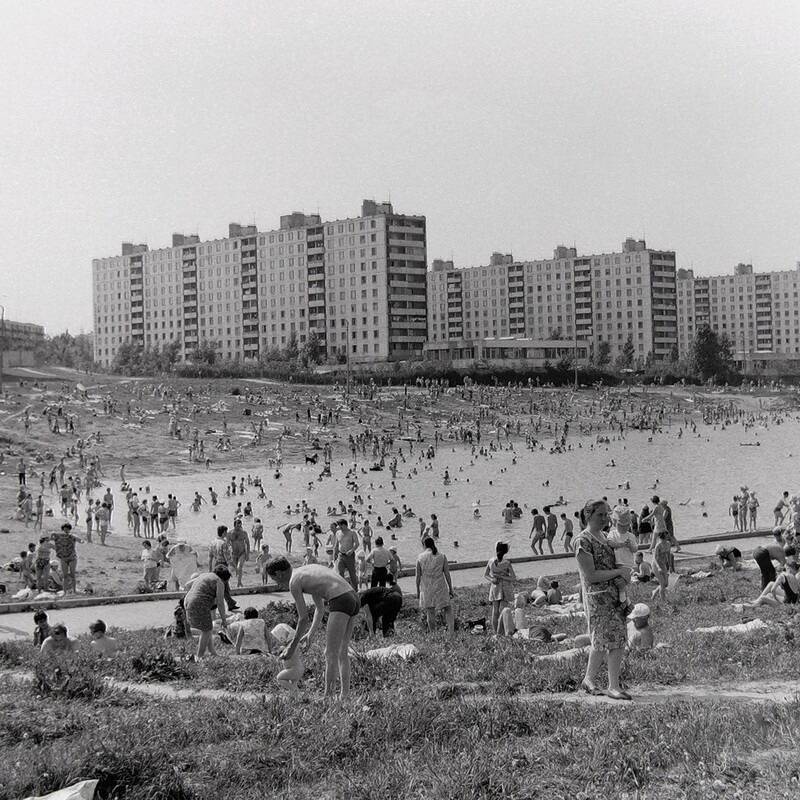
[23,780,99,800]
[689,619,769,635]
[168,549,199,590]
[535,646,591,662]
[361,643,419,662]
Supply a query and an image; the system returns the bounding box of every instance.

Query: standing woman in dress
[415,537,454,632]
[574,499,632,700]
[484,541,517,633]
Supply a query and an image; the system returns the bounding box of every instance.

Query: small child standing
[32,610,51,646]
[606,506,638,608]
[559,513,574,552]
[251,518,264,550]
[303,546,318,566]
[356,551,370,590]
[256,544,271,585]
[271,623,303,692]
[141,540,159,588]
[89,619,119,655]
[388,546,401,583]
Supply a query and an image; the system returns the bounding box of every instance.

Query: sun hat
[612,506,633,528]
[715,545,727,556]
[629,603,651,620]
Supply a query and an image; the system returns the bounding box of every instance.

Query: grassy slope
[1,570,799,799]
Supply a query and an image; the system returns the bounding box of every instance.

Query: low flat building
[2,319,45,350]
[424,336,590,368]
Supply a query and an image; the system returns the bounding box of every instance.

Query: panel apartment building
[677,262,800,362]
[427,238,677,363]
[92,200,427,368]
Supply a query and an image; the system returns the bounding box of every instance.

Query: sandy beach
[2,373,798,599]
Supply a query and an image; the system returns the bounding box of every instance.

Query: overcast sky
[2,1,799,336]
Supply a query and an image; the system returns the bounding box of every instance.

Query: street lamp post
[344,318,352,396]
[572,283,579,390]
[0,305,5,396]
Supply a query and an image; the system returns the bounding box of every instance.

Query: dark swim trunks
[327,590,360,617]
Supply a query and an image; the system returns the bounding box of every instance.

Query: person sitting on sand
[715,545,743,571]
[232,607,271,655]
[631,551,653,582]
[741,559,799,607]
[32,610,51,647]
[627,603,654,651]
[89,619,119,655]
[40,623,77,658]
[265,558,361,700]
[164,598,192,639]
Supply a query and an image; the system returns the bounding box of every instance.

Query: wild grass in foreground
[1,680,799,800]
[2,569,799,798]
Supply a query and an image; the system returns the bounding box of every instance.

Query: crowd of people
[6,376,800,703]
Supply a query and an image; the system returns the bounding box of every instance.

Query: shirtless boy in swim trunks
[266,559,360,700]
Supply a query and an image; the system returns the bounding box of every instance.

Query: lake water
[128,412,799,569]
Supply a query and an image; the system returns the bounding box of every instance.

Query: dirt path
[517,681,800,705]
[6,667,794,706]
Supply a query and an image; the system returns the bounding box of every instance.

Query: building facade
[424,336,590,368]
[92,200,427,368]
[427,239,677,364]
[1,319,46,351]
[677,263,800,361]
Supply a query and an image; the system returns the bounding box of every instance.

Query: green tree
[667,342,680,364]
[162,340,182,371]
[691,325,735,382]
[594,339,611,367]
[35,331,96,371]
[110,341,144,375]
[618,336,635,368]
[191,339,218,366]
[285,331,299,361]
[556,354,573,371]
[302,330,325,365]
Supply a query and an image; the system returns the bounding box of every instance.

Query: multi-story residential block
[92,200,427,368]
[677,263,800,360]
[1,319,46,350]
[427,238,677,363]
